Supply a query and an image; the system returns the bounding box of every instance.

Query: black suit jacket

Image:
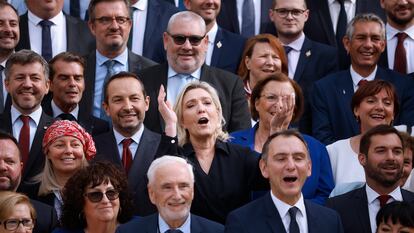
[303,0,386,69]
[31,199,58,233]
[0,111,54,183]
[139,64,251,134]
[81,49,157,117]
[16,12,95,56]
[326,186,414,233]
[225,192,344,233]
[41,100,109,136]
[116,213,224,233]
[93,127,161,216]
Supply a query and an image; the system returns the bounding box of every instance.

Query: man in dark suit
[128,0,178,63]
[140,11,250,134]
[0,50,53,184]
[0,130,57,233]
[303,0,386,69]
[312,13,414,145]
[184,0,246,74]
[41,52,109,136]
[116,156,224,233]
[326,125,414,233]
[225,130,344,233]
[269,0,338,134]
[16,0,95,60]
[82,0,156,120]
[94,72,161,216]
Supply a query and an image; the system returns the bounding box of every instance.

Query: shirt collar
[96,48,129,67]
[51,100,79,118]
[11,105,42,126]
[350,65,377,87]
[207,22,219,44]
[132,0,148,11]
[167,66,202,79]
[113,124,145,145]
[28,10,64,26]
[284,33,305,52]
[270,191,306,220]
[366,184,403,204]
[328,0,356,5]
[158,213,191,233]
[386,23,414,41]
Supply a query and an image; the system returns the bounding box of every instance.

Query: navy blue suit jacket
[225,192,344,233]
[116,213,224,233]
[326,186,414,233]
[210,27,246,74]
[31,199,58,233]
[311,67,414,145]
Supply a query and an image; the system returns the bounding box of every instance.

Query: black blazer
[139,63,251,134]
[93,127,161,216]
[31,199,58,233]
[16,12,95,56]
[80,49,157,117]
[326,186,414,233]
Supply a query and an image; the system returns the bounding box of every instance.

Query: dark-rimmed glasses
[84,189,119,203]
[166,32,206,46]
[94,16,130,25]
[272,8,306,18]
[1,218,35,230]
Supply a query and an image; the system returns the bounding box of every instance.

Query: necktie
[336,0,347,47]
[100,60,117,120]
[394,32,408,74]
[168,74,191,105]
[127,7,137,49]
[178,0,186,11]
[19,115,31,168]
[241,0,255,38]
[289,207,300,233]
[122,138,133,174]
[166,229,183,233]
[57,113,76,121]
[284,46,293,56]
[39,20,53,61]
[70,0,80,18]
[0,65,4,113]
[358,79,368,87]
[378,195,391,208]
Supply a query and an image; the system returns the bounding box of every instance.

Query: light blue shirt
[93,49,129,118]
[166,66,201,105]
[113,126,144,160]
[51,100,79,119]
[158,214,191,233]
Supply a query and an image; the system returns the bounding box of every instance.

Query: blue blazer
[225,192,344,233]
[311,67,414,145]
[230,124,334,205]
[210,27,246,74]
[116,213,224,233]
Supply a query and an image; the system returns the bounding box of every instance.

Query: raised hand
[270,93,295,135]
[158,85,177,137]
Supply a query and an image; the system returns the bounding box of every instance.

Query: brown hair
[49,52,85,80]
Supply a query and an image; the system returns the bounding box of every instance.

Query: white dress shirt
[385,24,414,74]
[27,10,67,58]
[366,185,403,233]
[327,0,356,34]
[113,125,144,160]
[131,0,148,56]
[51,100,79,119]
[350,65,376,92]
[236,0,261,35]
[284,33,305,79]
[205,23,218,66]
[11,105,42,150]
[270,191,308,233]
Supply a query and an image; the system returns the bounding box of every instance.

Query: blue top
[230,123,335,205]
[52,228,84,233]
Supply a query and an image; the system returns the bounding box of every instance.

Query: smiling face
[0,139,22,192]
[354,89,395,133]
[46,136,85,176]
[180,88,220,142]
[380,0,414,30]
[184,0,221,26]
[0,5,19,55]
[245,42,282,86]
[260,135,311,205]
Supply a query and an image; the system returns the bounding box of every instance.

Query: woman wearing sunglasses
[0,191,36,233]
[54,161,134,233]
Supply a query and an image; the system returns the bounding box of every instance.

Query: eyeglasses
[84,189,119,203]
[260,94,295,103]
[272,8,306,18]
[167,32,206,46]
[94,16,130,25]
[1,219,35,230]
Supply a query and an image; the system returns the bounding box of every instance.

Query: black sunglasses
[84,189,119,203]
[167,32,206,46]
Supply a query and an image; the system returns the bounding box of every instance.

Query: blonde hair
[0,191,36,221]
[173,81,230,146]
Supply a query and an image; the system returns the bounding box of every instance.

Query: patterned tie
[336,0,347,47]
[378,195,391,208]
[0,65,4,113]
[122,138,133,174]
[39,20,53,61]
[394,32,408,74]
[19,115,31,169]
[288,207,300,233]
[241,0,255,38]
[100,60,118,120]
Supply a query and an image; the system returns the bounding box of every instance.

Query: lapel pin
[306,50,311,57]
[216,41,222,48]
[343,90,346,95]
[43,126,48,130]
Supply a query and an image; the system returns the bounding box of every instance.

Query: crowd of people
[0,0,414,232]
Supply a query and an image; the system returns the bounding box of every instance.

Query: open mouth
[198,117,209,125]
[283,176,298,183]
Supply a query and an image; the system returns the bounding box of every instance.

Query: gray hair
[166,11,206,35]
[345,13,386,40]
[147,156,195,185]
[5,50,50,81]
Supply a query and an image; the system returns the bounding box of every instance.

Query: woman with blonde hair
[0,191,36,233]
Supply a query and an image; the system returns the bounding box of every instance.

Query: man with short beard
[326,125,414,233]
[380,0,414,74]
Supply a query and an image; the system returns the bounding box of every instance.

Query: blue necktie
[165,229,183,233]
[284,46,293,56]
[100,60,118,120]
[168,74,191,105]
[289,207,300,233]
[241,0,255,38]
[39,20,53,61]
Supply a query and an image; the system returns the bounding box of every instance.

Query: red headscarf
[42,120,96,161]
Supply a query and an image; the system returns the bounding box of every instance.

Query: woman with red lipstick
[327,80,399,185]
[158,81,268,224]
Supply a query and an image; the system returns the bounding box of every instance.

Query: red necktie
[122,138,133,174]
[358,79,369,87]
[378,195,391,208]
[394,32,408,74]
[19,115,30,168]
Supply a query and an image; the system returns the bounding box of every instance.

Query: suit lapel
[264,193,287,233]
[128,50,141,73]
[146,214,159,233]
[157,64,169,131]
[336,71,359,133]
[293,37,312,83]
[81,52,97,116]
[190,214,203,233]
[65,14,76,52]
[317,2,336,46]
[210,28,224,67]
[353,186,372,233]
[143,0,158,52]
